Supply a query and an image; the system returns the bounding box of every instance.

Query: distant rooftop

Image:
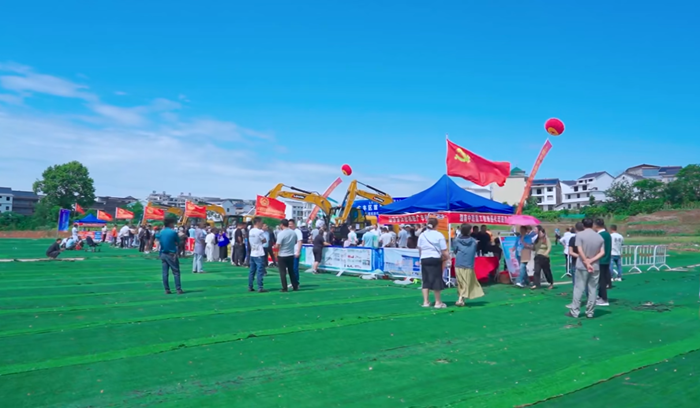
[510,167,526,176]
[579,171,609,180]
[532,178,559,186]
[561,180,576,186]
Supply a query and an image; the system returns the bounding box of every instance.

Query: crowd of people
[49,215,627,319]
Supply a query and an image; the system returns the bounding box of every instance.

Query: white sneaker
[565,303,574,309]
[596,300,609,306]
[421,303,431,308]
[515,283,524,288]
[434,303,447,309]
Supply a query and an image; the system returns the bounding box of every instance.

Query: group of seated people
[46,235,101,258]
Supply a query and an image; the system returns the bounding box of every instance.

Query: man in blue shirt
[158,217,183,294]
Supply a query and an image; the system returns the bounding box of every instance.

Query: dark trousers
[233,244,245,265]
[533,255,553,287]
[598,264,611,301]
[160,252,181,291]
[47,251,61,259]
[219,245,228,260]
[120,237,128,248]
[264,246,276,265]
[278,256,298,290]
[244,242,251,266]
[293,256,300,284]
[138,239,147,252]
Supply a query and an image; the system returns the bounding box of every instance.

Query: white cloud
[114,91,127,96]
[0,62,433,201]
[0,108,432,200]
[0,93,25,105]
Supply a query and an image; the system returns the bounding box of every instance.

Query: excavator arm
[334,180,393,225]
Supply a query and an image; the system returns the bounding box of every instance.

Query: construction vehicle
[333,180,393,225]
[263,183,373,239]
[180,203,240,228]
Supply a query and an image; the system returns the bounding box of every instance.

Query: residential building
[530,179,561,211]
[282,200,315,223]
[491,167,528,206]
[462,186,492,200]
[0,187,13,213]
[613,172,645,186]
[146,191,178,207]
[556,172,614,210]
[91,196,139,217]
[624,164,682,183]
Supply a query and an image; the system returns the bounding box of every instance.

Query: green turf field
[1,239,699,407]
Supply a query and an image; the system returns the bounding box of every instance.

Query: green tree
[633,179,665,201]
[33,161,96,211]
[668,164,700,203]
[605,181,635,214]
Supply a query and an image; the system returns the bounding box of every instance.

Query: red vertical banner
[516,139,553,215]
[306,177,343,224]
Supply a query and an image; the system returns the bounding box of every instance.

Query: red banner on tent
[97,210,113,222]
[115,207,134,219]
[185,201,207,219]
[255,195,286,219]
[144,206,165,221]
[516,139,553,215]
[378,211,512,226]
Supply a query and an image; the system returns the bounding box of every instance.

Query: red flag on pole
[255,196,287,219]
[144,205,165,221]
[74,204,86,215]
[97,210,113,222]
[446,138,510,187]
[516,139,553,215]
[115,207,134,219]
[184,201,207,219]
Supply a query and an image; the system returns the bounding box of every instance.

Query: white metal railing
[621,245,670,273]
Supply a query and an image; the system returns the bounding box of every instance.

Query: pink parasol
[507,214,540,226]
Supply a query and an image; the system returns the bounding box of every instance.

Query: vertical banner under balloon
[306,177,343,225]
[57,209,71,232]
[516,139,553,215]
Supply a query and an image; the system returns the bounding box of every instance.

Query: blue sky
[1,1,698,200]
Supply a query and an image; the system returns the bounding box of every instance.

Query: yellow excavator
[333,180,393,225]
[263,183,373,239]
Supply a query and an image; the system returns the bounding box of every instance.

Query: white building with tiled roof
[556,171,614,210]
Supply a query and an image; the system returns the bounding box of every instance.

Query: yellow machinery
[262,183,373,238]
[180,203,241,228]
[142,203,183,224]
[332,180,400,235]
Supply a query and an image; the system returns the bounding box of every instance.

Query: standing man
[362,225,379,248]
[346,225,358,247]
[192,223,206,273]
[288,219,304,287]
[188,224,196,239]
[119,224,130,248]
[379,227,394,247]
[100,224,108,243]
[157,217,183,295]
[398,225,409,248]
[233,224,245,266]
[71,223,79,241]
[610,225,624,282]
[594,218,612,305]
[275,219,298,291]
[262,224,277,267]
[560,227,573,276]
[247,217,267,292]
[566,218,605,319]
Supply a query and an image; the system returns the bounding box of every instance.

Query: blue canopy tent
[378,175,514,215]
[75,213,108,226]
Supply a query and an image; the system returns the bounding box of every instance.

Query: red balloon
[341,164,352,176]
[544,118,565,136]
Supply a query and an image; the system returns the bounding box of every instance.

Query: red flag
[516,139,553,215]
[74,204,85,215]
[144,206,165,221]
[185,201,207,219]
[97,210,113,221]
[446,139,510,187]
[255,195,287,219]
[115,207,134,219]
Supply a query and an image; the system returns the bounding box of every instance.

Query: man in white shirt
[560,227,573,275]
[119,224,131,248]
[71,223,79,240]
[247,217,268,292]
[274,219,299,290]
[362,225,379,248]
[610,224,624,281]
[379,227,394,247]
[346,225,358,247]
[398,225,409,248]
[100,225,108,243]
[288,219,304,286]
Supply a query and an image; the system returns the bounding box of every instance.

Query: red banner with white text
[144,206,165,221]
[185,201,207,219]
[116,207,134,219]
